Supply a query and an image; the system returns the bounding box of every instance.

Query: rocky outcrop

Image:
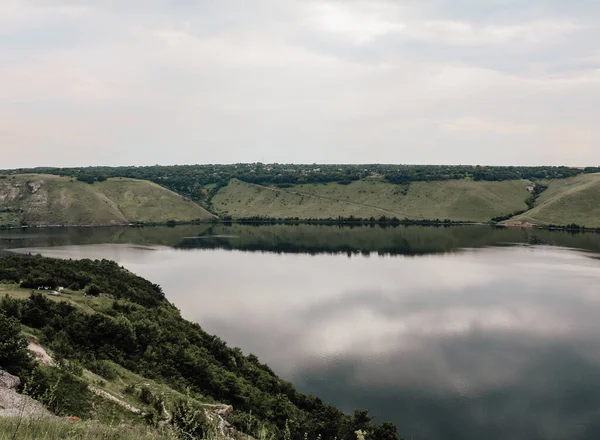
[0,370,54,419]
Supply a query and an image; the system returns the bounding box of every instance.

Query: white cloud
[403,19,581,46]
[302,1,581,47]
[304,2,407,44]
[442,117,536,134]
[0,0,599,167]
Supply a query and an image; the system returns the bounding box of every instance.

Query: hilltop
[0,174,213,227]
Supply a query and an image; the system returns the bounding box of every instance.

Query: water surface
[4,225,600,440]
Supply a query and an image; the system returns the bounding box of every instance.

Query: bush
[24,365,92,417]
[171,399,212,439]
[76,175,96,184]
[139,385,155,405]
[86,284,101,296]
[0,312,32,376]
[87,359,119,380]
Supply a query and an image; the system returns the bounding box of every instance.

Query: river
[3,224,600,440]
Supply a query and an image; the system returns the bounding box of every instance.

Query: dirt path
[246,182,403,217]
[88,386,142,414]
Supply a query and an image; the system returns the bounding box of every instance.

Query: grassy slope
[211,179,532,222]
[0,418,179,440]
[512,174,600,228]
[0,175,213,226]
[0,283,224,439]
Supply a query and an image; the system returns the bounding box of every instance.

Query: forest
[0,254,401,440]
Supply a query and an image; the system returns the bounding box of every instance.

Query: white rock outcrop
[0,370,53,419]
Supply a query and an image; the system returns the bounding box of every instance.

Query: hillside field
[512,173,600,228]
[1,172,598,227]
[211,178,532,222]
[0,174,213,227]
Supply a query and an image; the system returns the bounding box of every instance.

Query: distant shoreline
[1,218,599,234]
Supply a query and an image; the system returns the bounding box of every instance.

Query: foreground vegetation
[0,254,402,440]
[0,418,180,440]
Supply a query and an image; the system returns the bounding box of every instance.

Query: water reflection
[6,226,600,439]
[5,223,600,256]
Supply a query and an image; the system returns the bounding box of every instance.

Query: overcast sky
[2,0,599,168]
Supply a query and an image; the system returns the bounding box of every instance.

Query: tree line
[4,164,598,202]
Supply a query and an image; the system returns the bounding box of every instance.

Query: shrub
[68,282,81,291]
[87,359,119,380]
[171,399,212,439]
[24,365,92,417]
[139,385,155,405]
[0,312,32,376]
[86,284,101,296]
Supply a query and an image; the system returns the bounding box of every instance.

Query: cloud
[403,19,581,46]
[304,2,408,44]
[442,117,536,134]
[0,0,599,167]
[302,1,581,46]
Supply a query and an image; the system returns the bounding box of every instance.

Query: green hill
[512,174,600,228]
[2,171,598,228]
[0,255,400,440]
[210,178,532,222]
[0,175,213,227]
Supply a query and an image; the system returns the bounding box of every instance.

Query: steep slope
[512,174,600,228]
[0,255,399,440]
[211,178,532,222]
[0,174,213,226]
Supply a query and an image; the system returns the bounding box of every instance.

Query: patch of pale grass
[0,417,178,440]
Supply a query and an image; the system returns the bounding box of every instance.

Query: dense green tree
[0,311,32,376]
[0,255,401,439]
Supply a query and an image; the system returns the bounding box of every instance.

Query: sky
[1,0,599,168]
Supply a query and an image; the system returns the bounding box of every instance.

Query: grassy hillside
[512,174,600,228]
[0,418,180,440]
[0,255,400,440]
[0,174,213,227]
[211,179,532,222]
[2,172,596,227]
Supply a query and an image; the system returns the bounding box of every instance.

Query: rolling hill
[0,174,213,227]
[210,178,532,222]
[512,174,600,228]
[1,171,598,228]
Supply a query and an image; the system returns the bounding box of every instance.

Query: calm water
[4,224,600,440]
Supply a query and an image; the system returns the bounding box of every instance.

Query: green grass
[512,174,600,227]
[0,175,213,227]
[82,360,215,412]
[0,418,180,440]
[0,283,114,315]
[211,178,532,222]
[0,286,216,412]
